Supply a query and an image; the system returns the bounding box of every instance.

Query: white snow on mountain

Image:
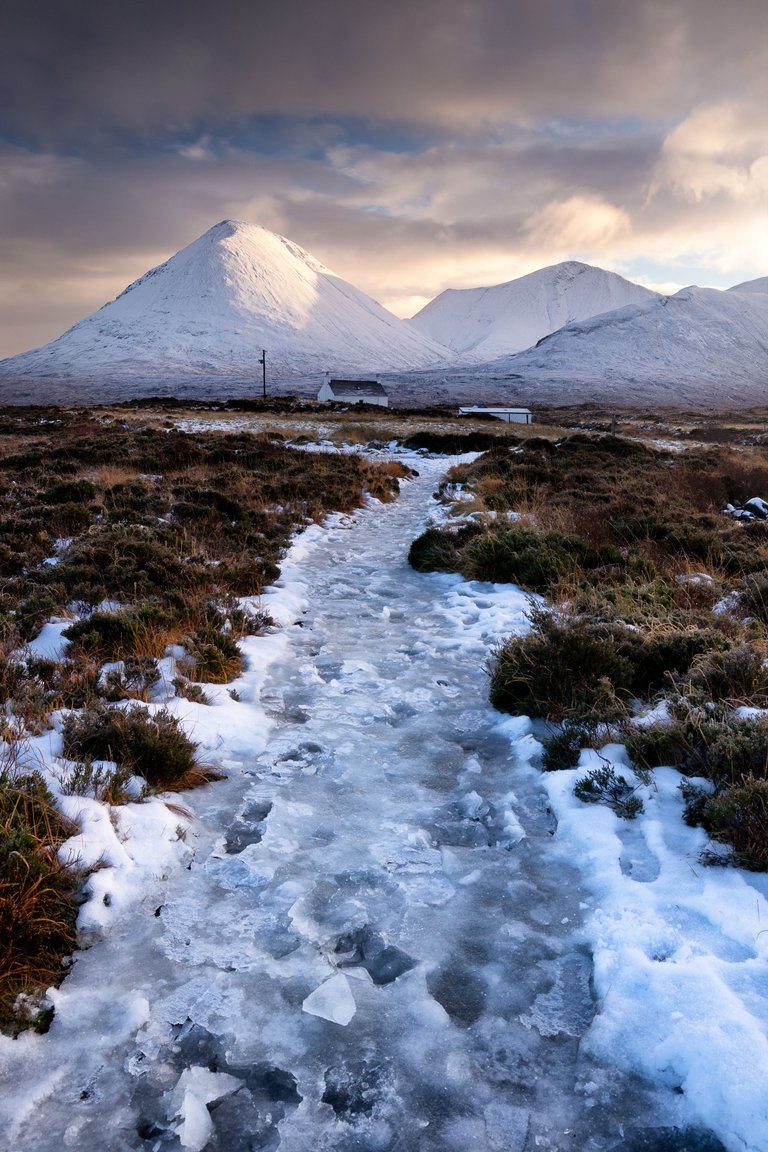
[1,220,766,407]
[728,276,768,295]
[0,221,451,391]
[488,285,768,405]
[408,261,660,361]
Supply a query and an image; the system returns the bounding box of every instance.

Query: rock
[744,497,768,519]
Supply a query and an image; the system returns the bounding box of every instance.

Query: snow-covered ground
[1,455,766,1151]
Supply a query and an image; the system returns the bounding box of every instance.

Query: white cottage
[458,406,533,424]
[317,378,389,407]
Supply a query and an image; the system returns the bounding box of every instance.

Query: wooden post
[259,350,266,399]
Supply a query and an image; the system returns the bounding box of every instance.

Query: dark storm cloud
[2,0,766,146]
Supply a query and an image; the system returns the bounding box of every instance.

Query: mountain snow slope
[0,221,451,392]
[728,276,768,295]
[489,286,768,404]
[408,261,660,361]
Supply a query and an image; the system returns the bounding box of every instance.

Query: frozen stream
[2,458,722,1152]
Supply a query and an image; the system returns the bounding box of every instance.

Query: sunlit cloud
[652,101,768,203]
[523,194,632,253]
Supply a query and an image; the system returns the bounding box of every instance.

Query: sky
[1,0,767,359]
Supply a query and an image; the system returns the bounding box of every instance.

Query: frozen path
[1,459,719,1151]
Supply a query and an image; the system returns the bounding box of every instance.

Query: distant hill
[488,285,768,405]
[408,261,660,361]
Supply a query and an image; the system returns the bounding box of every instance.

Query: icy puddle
[0,458,726,1151]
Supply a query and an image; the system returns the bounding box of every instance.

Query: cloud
[652,100,768,202]
[523,195,632,252]
[2,0,767,146]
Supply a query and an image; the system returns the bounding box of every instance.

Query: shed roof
[327,380,388,396]
[458,406,532,414]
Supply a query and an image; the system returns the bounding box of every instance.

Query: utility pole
[259,349,266,400]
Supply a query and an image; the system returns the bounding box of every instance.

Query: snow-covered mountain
[408,261,661,361]
[1,221,766,407]
[0,221,450,392]
[489,285,768,405]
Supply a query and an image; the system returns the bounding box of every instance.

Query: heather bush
[489,613,634,720]
[62,705,201,789]
[677,643,768,704]
[63,608,169,659]
[573,764,644,819]
[627,706,768,867]
[740,573,768,623]
[179,627,245,683]
[408,524,483,573]
[541,719,600,771]
[488,608,716,721]
[103,658,162,702]
[697,777,768,870]
[459,528,622,592]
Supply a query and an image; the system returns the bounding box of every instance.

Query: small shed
[317,378,389,407]
[458,406,533,424]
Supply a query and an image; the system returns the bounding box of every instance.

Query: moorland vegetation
[410,432,768,869]
[0,405,411,1029]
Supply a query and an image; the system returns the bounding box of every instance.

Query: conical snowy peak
[0,221,451,392]
[408,261,660,360]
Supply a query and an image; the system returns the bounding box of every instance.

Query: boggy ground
[0,404,415,1029]
[409,429,768,869]
[0,453,721,1152]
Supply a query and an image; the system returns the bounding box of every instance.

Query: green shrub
[541,719,599,771]
[678,643,768,704]
[63,608,167,659]
[489,612,635,720]
[631,628,725,695]
[0,653,25,704]
[461,528,623,592]
[59,757,133,803]
[408,524,482,573]
[573,764,644,819]
[172,677,211,705]
[625,718,696,772]
[705,716,768,784]
[40,479,96,505]
[697,776,768,870]
[61,705,200,789]
[179,628,245,683]
[103,657,161,702]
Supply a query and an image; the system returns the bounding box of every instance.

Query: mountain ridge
[1,219,766,407]
[408,260,661,361]
[489,284,768,404]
